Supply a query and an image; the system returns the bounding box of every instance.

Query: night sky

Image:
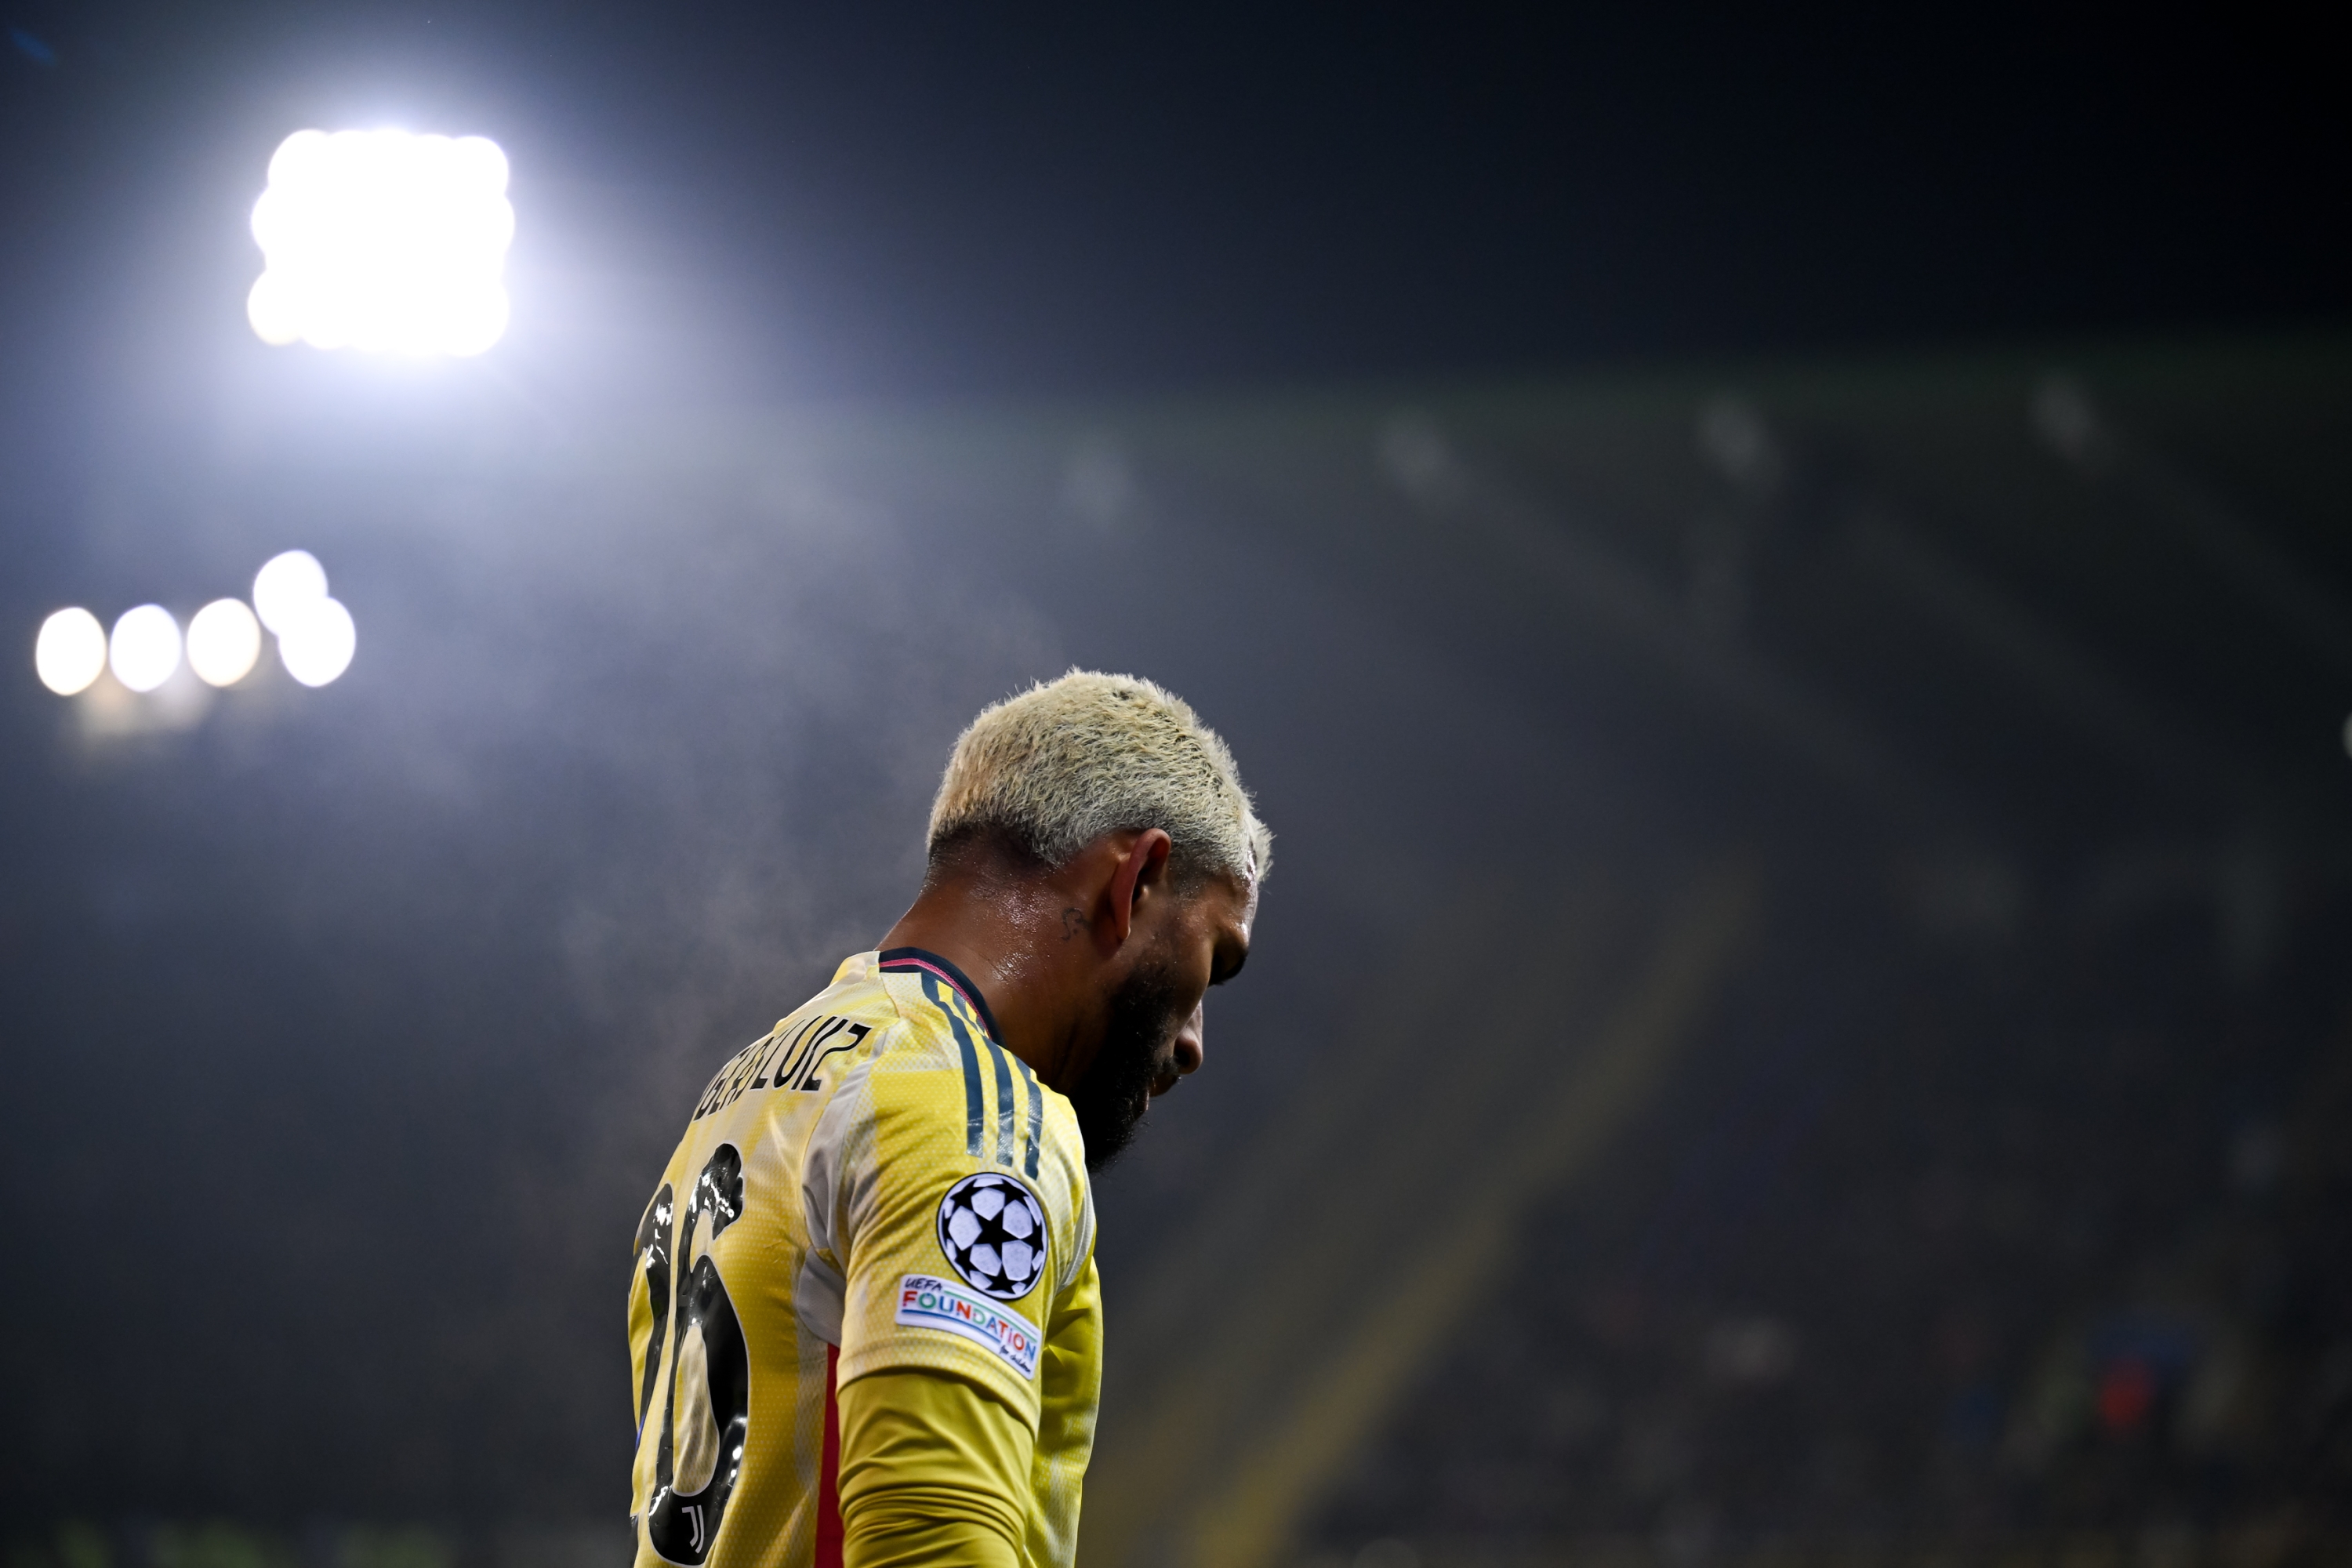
[4,4,2347,421]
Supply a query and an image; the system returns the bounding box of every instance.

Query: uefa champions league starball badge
[936,1173,1048,1301]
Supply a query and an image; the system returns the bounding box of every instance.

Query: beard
[1069,947,1190,1174]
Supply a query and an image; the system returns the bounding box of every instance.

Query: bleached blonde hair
[927,670,1272,887]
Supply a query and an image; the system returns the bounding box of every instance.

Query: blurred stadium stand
[5,332,2349,1567]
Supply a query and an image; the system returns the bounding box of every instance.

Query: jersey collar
[877,947,1004,1043]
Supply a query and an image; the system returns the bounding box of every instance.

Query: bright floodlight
[35,608,108,695]
[252,550,329,633]
[110,604,182,693]
[278,597,357,687]
[187,598,263,687]
[247,128,514,356]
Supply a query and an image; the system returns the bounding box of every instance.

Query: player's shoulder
[848,953,1091,1211]
[854,1049,1095,1302]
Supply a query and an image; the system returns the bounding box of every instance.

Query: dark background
[4,4,2350,1559]
[7,5,2349,413]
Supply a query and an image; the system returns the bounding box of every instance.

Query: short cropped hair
[927,670,1272,888]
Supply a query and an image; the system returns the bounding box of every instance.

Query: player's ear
[1105,829,1173,945]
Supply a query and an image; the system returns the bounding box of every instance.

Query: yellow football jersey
[627,948,1102,1568]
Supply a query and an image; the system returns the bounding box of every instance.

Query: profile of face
[1069,869,1253,1172]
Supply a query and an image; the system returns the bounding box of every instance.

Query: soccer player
[626,671,1269,1568]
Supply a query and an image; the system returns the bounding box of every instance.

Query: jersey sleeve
[837,1370,1029,1568]
[1025,1251,1102,1568]
[801,1037,1091,1426]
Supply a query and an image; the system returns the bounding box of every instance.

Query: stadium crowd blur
[1316,884,2352,1561]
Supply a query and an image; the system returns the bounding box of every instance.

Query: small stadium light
[35,608,108,695]
[247,128,514,356]
[252,550,329,633]
[278,597,357,687]
[187,598,264,688]
[252,550,355,686]
[110,604,182,694]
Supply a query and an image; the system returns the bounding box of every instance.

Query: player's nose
[1153,1002,1204,1096]
[1171,1001,1205,1078]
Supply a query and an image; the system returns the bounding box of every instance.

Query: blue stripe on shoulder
[1014,1056,1044,1178]
[985,1041,1016,1167]
[921,971,986,1157]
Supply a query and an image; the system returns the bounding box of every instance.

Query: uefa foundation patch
[895,1274,1042,1378]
